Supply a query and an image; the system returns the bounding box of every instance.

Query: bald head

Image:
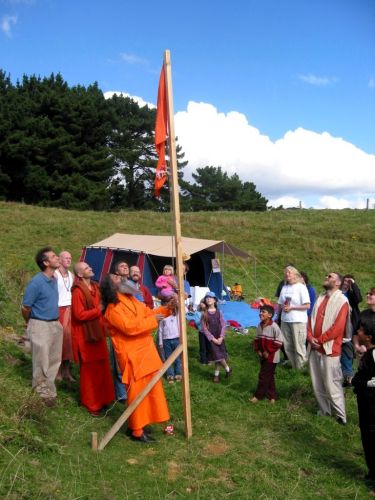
[59,251,72,270]
[74,262,94,280]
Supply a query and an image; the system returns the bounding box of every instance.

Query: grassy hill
[0,202,374,498]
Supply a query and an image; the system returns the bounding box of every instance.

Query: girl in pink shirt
[155,265,178,300]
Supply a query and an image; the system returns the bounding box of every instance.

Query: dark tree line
[0,70,268,211]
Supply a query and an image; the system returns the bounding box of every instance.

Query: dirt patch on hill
[202,437,230,457]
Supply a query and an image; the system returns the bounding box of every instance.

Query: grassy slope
[0,202,374,498]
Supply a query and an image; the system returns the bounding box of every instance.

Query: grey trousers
[281,321,307,369]
[308,349,346,422]
[28,319,63,399]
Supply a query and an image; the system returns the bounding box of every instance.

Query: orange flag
[154,66,169,197]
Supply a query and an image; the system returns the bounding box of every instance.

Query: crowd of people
[21,248,375,488]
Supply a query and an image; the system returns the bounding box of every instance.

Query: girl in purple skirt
[201,292,232,382]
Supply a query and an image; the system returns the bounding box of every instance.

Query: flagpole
[163,49,192,439]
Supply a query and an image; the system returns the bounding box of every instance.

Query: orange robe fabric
[71,284,114,413]
[104,294,170,431]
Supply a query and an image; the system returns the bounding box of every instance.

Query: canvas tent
[80,233,249,300]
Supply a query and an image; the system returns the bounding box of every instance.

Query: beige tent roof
[88,233,249,259]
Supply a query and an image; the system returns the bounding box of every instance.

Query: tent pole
[221,242,225,300]
[164,50,192,439]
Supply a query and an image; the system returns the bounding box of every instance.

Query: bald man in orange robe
[71,262,114,415]
[104,280,171,442]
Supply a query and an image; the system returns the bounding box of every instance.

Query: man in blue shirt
[22,247,63,407]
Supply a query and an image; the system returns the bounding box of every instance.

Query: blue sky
[1,0,374,208]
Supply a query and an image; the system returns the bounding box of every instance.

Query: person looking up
[352,321,375,489]
[21,247,63,407]
[71,262,114,415]
[340,274,363,387]
[103,279,171,443]
[155,265,178,301]
[129,265,154,309]
[114,261,129,280]
[201,292,232,383]
[307,272,349,425]
[55,250,74,382]
[277,266,310,369]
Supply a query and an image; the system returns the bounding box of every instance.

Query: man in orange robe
[71,262,115,415]
[104,279,171,442]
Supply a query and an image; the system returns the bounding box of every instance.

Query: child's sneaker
[164,424,174,435]
[175,375,182,382]
[167,376,174,384]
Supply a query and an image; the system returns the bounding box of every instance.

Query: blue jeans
[340,341,354,379]
[163,338,181,377]
[108,339,127,401]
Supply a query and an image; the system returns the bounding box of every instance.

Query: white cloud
[119,52,148,66]
[268,196,301,208]
[315,196,375,209]
[1,14,17,37]
[103,91,155,109]
[316,196,357,209]
[369,76,375,89]
[298,73,337,87]
[174,101,375,208]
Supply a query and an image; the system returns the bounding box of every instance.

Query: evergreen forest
[0,71,268,211]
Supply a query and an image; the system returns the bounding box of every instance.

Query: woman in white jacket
[278,266,310,369]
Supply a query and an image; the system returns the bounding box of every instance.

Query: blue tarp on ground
[219,301,260,327]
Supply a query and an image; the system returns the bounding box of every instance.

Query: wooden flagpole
[164,49,192,439]
[92,51,192,451]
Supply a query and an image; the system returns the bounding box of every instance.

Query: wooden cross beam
[94,343,184,451]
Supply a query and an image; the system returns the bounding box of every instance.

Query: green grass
[0,201,374,498]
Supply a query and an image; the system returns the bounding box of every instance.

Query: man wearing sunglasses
[307,272,350,425]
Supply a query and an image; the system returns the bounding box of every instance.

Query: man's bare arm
[21,305,31,322]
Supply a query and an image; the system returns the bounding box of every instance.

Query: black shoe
[126,427,152,437]
[225,367,233,378]
[130,433,156,443]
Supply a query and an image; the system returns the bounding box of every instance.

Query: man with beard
[307,272,349,424]
[103,279,171,442]
[129,265,154,309]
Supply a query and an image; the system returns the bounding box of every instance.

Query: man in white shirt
[55,251,75,382]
